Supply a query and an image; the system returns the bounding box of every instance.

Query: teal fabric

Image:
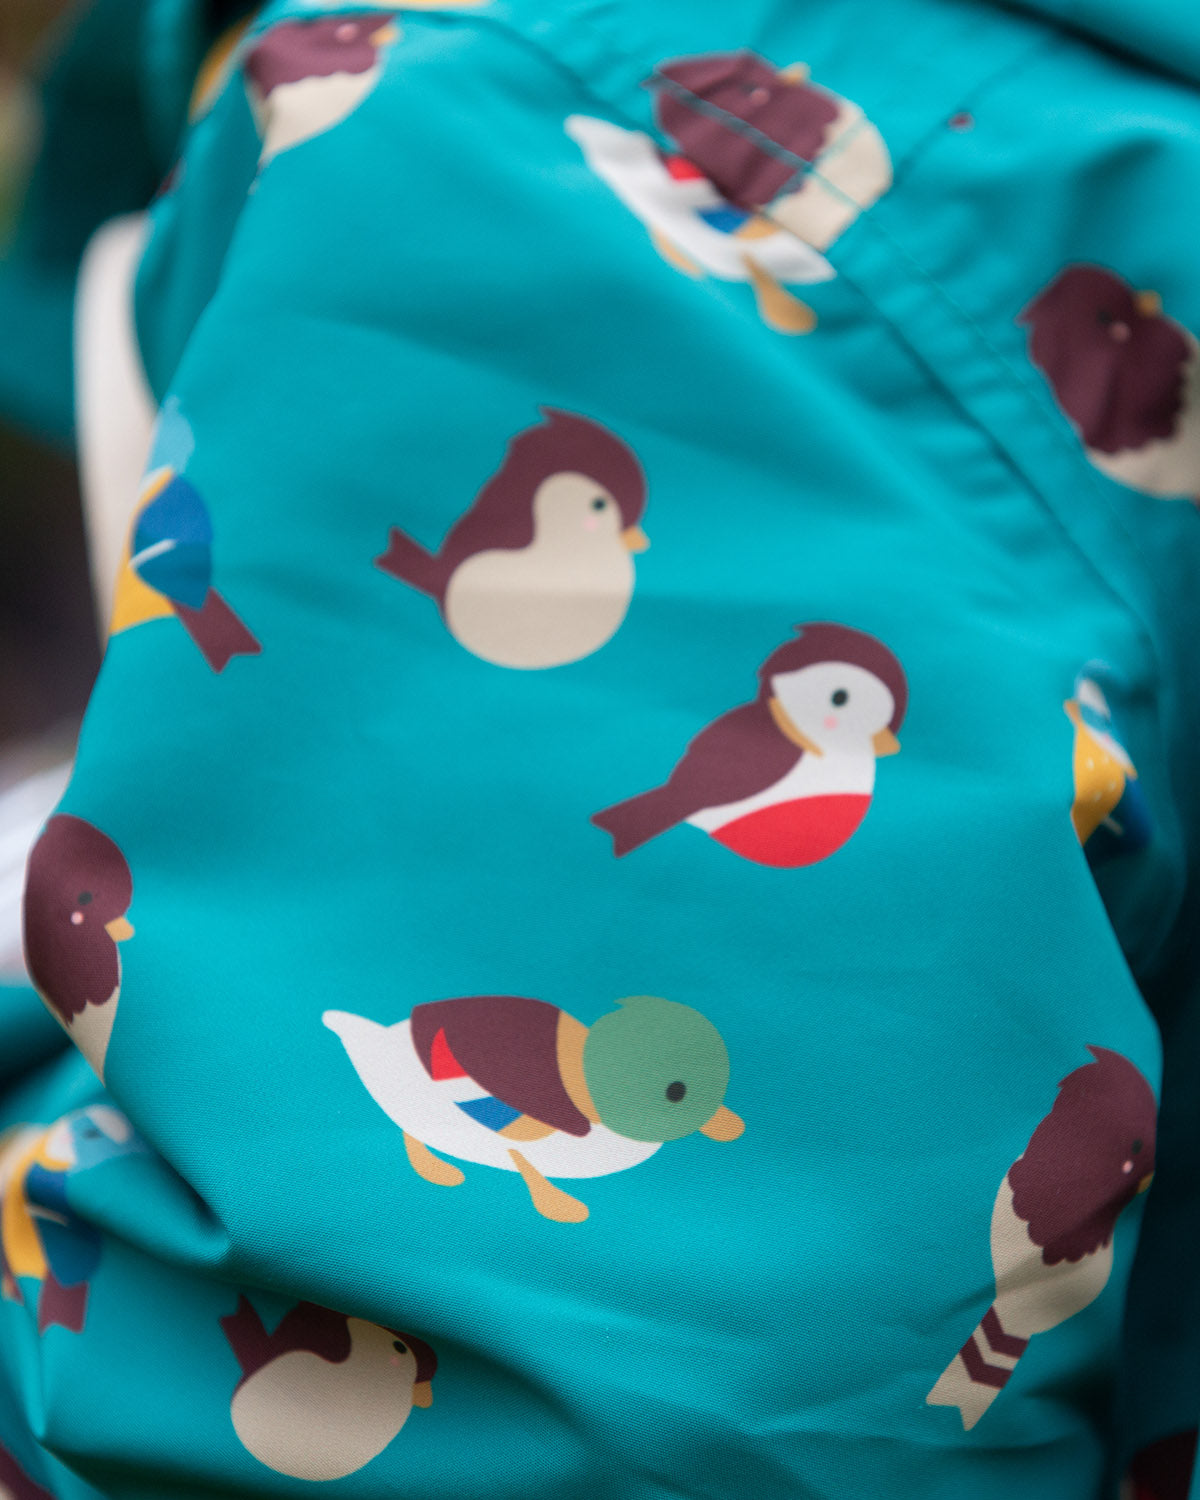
[3,1,1200,1495]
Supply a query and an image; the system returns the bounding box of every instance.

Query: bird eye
[1096,309,1114,326]
[77,892,93,906]
[591,497,607,511]
[393,1339,408,1354]
[1131,1139,1143,1154]
[665,1081,686,1102]
[831,689,849,707]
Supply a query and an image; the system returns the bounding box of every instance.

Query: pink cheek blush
[583,517,599,531]
[823,715,839,731]
[1110,322,1131,342]
[336,23,357,41]
[70,912,84,926]
[1122,1160,1134,1174]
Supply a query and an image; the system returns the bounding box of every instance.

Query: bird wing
[131,473,213,609]
[666,700,804,813]
[410,996,591,1137]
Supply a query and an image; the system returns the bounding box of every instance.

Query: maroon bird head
[0,1444,53,1500]
[650,51,840,211]
[245,12,399,99]
[754,623,908,731]
[457,408,647,558]
[1020,265,1191,455]
[1008,1047,1157,1266]
[23,815,134,1023]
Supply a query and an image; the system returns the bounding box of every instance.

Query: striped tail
[926,1304,1029,1430]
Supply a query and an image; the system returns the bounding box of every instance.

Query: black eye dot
[1097,309,1115,326]
[77,892,93,906]
[392,1339,408,1354]
[665,1081,686,1103]
[591,497,607,511]
[1131,1139,1143,1155]
[831,689,849,707]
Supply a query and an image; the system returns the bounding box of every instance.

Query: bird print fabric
[592,624,906,865]
[245,13,402,165]
[927,1049,1157,1430]
[221,1297,436,1480]
[21,816,134,1081]
[0,1107,144,1335]
[1064,668,1152,866]
[1021,265,1200,501]
[376,409,649,668]
[324,995,742,1222]
[2,1,1200,1497]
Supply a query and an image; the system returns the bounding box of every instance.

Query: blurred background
[0,0,100,770]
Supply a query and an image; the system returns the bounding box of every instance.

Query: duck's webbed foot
[508,1150,588,1222]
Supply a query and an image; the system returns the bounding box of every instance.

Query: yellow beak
[371,21,401,46]
[1135,290,1162,319]
[1137,1172,1154,1195]
[622,525,650,554]
[412,1381,433,1408]
[699,1105,745,1142]
[105,916,135,942]
[872,728,901,757]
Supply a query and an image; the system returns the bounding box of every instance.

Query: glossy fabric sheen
[1,0,1200,1497]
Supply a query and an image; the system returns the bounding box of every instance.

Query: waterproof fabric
[2,1,1200,1496]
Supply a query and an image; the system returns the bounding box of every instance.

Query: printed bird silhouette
[109,467,261,672]
[0,1106,144,1334]
[1064,669,1151,867]
[222,1296,435,1481]
[0,1444,53,1500]
[1021,265,1200,501]
[376,408,649,668]
[566,114,834,334]
[927,1047,1157,1430]
[245,12,402,165]
[324,994,743,1223]
[22,814,134,1080]
[648,51,893,254]
[592,623,906,866]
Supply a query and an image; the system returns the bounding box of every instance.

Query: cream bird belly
[257,69,381,164]
[231,1318,416,1481]
[564,115,835,285]
[444,540,636,670]
[688,748,877,832]
[988,1176,1114,1339]
[52,991,118,1084]
[1088,349,1200,497]
[770,108,893,251]
[323,1013,660,1179]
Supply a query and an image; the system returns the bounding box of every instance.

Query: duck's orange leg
[403,1133,464,1187]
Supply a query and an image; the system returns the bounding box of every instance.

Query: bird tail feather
[220,1294,272,1378]
[375,527,444,598]
[926,1303,1028,1430]
[591,784,691,858]
[172,590,261,673]
[37,1273,88,1334]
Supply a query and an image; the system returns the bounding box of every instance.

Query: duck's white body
[565,115,835,286]
[324,1011,660,1179]
[232,1317,419,1481]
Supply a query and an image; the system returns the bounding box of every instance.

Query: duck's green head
[582,996,743,1144]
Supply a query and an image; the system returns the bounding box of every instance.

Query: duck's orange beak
[105,916,135,942]
[872,728,901,757]
[412,1381,434,1408]
[699,1105,744,1142]
[1135,290,1162,319]
[622,525,650,553]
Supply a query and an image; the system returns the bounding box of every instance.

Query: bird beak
[371,20,401,46]
[412,1381,433,1408]
[621,525,650,554]
[872,728,901,757]
[768,696,823,756]
[1135,290,1162,319]
[105,916,135,942]
[1137,1172,1154,1194]
[699,1105,745,1142]
[781,62,810,84]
